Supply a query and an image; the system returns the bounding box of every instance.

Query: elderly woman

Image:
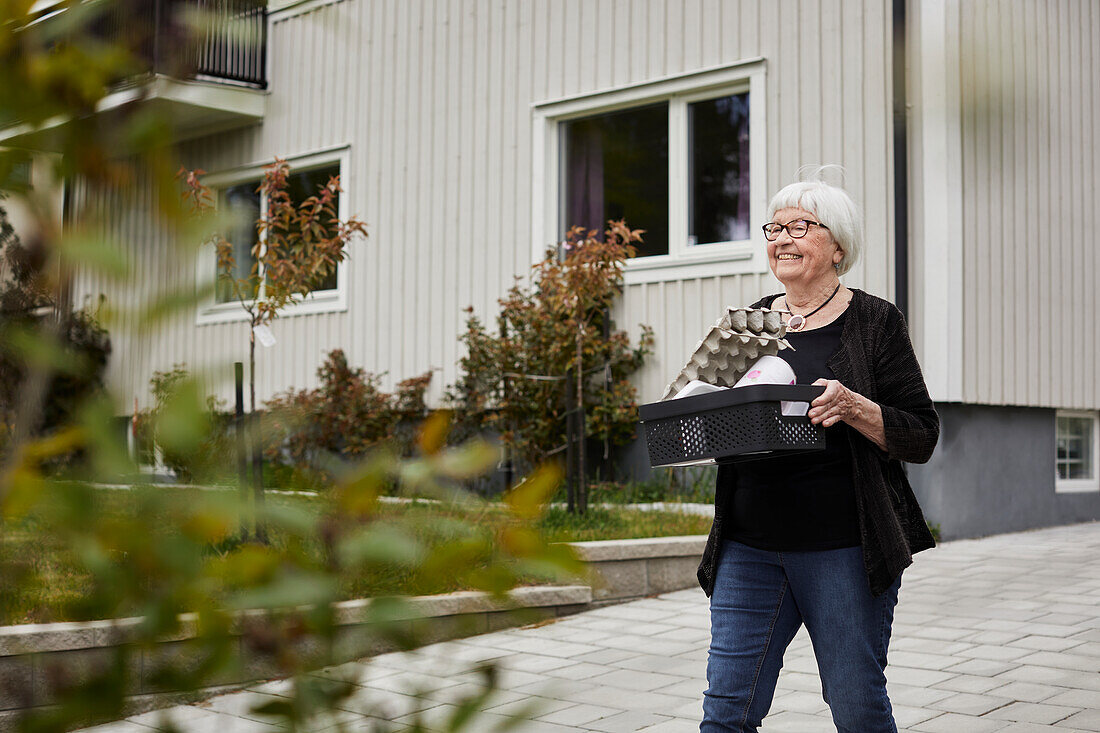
[699,173,939,733]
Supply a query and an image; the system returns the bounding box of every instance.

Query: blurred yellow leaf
[417,410,451,455]
[181,508,235,545]
[213,544,282,587]
[499,525,542,558]
[1,465,45,520]
[503,463,562,520]
[23,427,84,461]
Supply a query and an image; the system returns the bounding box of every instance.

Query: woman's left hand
[809,378,864,427]
[809,378,888,451]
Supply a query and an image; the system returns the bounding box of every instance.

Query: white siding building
[6,0,1100,539]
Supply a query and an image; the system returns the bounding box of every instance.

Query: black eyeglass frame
[761,219,830,241]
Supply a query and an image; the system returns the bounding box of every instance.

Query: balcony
[1,0,269,151]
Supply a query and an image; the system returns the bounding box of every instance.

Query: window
[534,60,766,284]
[197,148,350,324]
[1056,411,1099,493]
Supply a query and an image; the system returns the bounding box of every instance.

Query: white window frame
[532,59,768,286]
[195,146,351,325]
[1055,409,1099,494]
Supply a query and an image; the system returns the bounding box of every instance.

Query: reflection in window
[689,92,750,245]
[1057,415,1095,481]
[563,103,669,258]
[216,181,261,304]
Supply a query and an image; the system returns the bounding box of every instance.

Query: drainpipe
[892,0,909,322]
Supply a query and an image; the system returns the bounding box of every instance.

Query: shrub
[264,349,431,483]
[446,221,653,475]
[0,205,112,453]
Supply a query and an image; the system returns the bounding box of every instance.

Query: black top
[725,309,862,551]
[698,289,941,597]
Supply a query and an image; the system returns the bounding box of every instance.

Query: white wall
[910,0,1100,410]
[74,0,901,411]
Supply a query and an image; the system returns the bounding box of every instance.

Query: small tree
[180,162,368,531]
[447,221,653,511]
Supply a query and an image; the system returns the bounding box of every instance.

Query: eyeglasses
[762,220,829,241]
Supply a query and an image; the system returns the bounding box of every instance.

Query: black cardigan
[697,289,940,597]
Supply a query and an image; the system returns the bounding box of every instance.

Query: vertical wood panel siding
[75,0,901,411]
[947,0,1100,409]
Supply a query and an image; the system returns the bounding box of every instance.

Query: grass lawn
[0,486,712,626]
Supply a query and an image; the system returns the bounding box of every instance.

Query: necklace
[783,282,841,332]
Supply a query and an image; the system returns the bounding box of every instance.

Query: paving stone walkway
[86,522,1100,732]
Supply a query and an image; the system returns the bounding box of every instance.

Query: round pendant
[787,314,805,331]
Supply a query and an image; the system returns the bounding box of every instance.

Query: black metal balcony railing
[92,0,268,90]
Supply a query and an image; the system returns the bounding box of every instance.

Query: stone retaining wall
[571,535,708,602]
[0,534,709,723]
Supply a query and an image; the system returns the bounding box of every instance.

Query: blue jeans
[701,540,901,733]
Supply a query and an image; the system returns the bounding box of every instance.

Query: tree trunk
[564,370,576,514]
[234,361,248,540]
[249,325,266,543]
[575,336,586,514]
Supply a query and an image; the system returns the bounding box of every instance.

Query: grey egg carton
[661,307,791,400]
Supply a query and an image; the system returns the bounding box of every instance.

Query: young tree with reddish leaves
[180,160,367,531]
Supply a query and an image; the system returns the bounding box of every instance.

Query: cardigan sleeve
[872,306,940,464]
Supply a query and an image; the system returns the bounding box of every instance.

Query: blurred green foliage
[0,2,584,730]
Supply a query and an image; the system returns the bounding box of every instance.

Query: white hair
[767,165,863,276]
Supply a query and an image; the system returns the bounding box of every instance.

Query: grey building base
[908,402,1100,541]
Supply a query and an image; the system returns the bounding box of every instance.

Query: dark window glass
[689,92,751,245]
[563,103,669,258]
[284,164,341,292]
[216,180,261,304]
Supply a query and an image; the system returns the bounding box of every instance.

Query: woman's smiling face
[767,207,844,289]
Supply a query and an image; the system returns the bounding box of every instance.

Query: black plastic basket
[638,384,827,467]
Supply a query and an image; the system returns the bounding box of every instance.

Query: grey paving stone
[1010,634,1087,652]
[1015,651,1100,673]
[931,674,1009,694]
[985,680,1062,703]
[543,661,617,680]
[1045,689,1100,708]
[942,657,1021,676]
[1055,708,1100,731]
[483,695,575,719]
[534,703,625,726]
[889,650,970,671]
[637,718,701,733]
[769,690,828,714]
[912,712,1006,732]
[582,710,671,732]
[886,682,956,707]
[892,704,943,728]
[83,723,157,733]
[756,710,836,732]
[583,668,688,692]
[885,665,958,687]
[983,700,1084,725]
[927,691,1015,716]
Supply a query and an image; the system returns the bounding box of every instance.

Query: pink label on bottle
[746,370,761,379]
